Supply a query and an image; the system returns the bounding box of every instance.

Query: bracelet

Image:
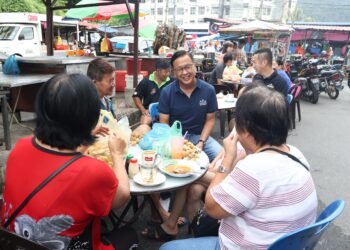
[198,139,206,144]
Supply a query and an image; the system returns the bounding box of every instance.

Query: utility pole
[164,0,169,24]
[259,0,264,20]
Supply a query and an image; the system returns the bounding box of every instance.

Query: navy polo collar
[174,79,203,93]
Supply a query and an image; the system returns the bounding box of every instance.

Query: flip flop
[147,217,188,228]
[142,223,176,241]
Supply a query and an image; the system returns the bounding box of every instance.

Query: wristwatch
[217,165,228,173]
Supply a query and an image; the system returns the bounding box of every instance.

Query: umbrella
[65,0,149,21]
[139,19,157,39]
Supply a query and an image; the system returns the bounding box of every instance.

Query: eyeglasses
[173,64,194,74]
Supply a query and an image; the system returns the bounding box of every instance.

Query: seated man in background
[252,48,289,96]
[132,59,173,125]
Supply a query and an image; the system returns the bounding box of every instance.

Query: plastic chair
[148,102,159,123]
[268,199,345,250]
[288,84,302,129]
[287,94,293,104]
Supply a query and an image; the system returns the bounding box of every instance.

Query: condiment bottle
[125,154,134,175]
[128,158,139,179]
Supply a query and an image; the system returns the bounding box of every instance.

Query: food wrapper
[97,110,131,154]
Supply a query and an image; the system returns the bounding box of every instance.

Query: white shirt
[211,145,318,250]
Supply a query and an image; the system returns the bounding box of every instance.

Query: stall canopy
[220,20,294,34]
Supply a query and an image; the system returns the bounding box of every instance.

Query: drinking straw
[183,130,188,139]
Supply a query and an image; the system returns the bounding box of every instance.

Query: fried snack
[164,165,192,175]
[85,138,113,167]
[182,140,200,160]
[130,131,144,146]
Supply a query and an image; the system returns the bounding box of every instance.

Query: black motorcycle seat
[320,70,336,76]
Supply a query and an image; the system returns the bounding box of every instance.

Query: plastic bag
[3,54,21,75]
[138,123,170,150]
[101,38,110,53]
[170,120,182,137]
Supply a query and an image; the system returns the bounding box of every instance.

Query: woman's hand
[221,133,239,168]
[108,133,126,158]
[91,124,109,137]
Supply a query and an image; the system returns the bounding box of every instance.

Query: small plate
[159,160,201,177]
[133,172,166,187]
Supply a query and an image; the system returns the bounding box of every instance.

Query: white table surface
[127,145,210,195]
[217,96,237,110]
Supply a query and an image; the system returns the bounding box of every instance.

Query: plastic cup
[139,163,158,183]
[171,136,184,159]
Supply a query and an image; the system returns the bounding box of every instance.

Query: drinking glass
[139,163,158,183]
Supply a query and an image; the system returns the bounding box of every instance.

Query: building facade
[142,0,298,26]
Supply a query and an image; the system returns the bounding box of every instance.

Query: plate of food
[133,172,166,187]
[159,160,201,177]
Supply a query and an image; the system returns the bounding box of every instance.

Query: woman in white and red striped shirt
[160,83,318,250]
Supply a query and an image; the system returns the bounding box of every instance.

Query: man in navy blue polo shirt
[252,48,289,96]
[158,50,222,161]
[132,59,173,125]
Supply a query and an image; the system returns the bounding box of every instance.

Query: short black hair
[276,59,284,66]
[87,58,115,81]
[34,74,100,150]
[155,59,171,70]
[235,85,290,146]
[254,48,273,67]
[170,50,193,67]
[223,53,234,64]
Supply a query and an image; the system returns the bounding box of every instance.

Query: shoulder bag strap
[259,147,309,171]
[3,154,84,229]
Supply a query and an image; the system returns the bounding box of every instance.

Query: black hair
[276,59,284,66]
[34,73,100,150]
[235,85,290,146]
[223,52,234,64]
[221,41,234,54]
[170,50,193,67]
[155,59,171,70]
[254,48,273,67]
[87,58,115,81]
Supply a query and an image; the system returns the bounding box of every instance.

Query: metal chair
[268,199,345,250]
[148,102,159,123]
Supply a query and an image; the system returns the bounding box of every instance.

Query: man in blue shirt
[158,50,222,161]
[142,51,222,241]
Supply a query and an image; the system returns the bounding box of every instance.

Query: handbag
[3,154,83,229]
[190,206,220,238]
[3,53,22,75]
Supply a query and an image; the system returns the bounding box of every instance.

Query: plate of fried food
[159,159,201,177]
[182,140,200,161]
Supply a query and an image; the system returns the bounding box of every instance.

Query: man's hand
[108,133,126,158]
[92,124,109,137]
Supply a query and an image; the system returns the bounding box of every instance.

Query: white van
[0,13,79,57]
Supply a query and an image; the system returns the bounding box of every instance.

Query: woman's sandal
[147,217,188,228]
[142,223,176,241]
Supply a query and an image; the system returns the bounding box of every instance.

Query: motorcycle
[292,60,320,104]
[318,69,344,99]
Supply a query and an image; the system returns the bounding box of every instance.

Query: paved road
[1,85,350,249]
[286,86,350,249]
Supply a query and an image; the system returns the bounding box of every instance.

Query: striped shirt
[210,145,318,250]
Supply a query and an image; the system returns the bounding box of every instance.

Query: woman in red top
[1,74,131,250]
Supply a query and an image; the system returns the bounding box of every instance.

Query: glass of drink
[170,136,184,159]
[139,163,158,183]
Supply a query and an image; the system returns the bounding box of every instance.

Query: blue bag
[3,54,21,75]
[138,123,170,150]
